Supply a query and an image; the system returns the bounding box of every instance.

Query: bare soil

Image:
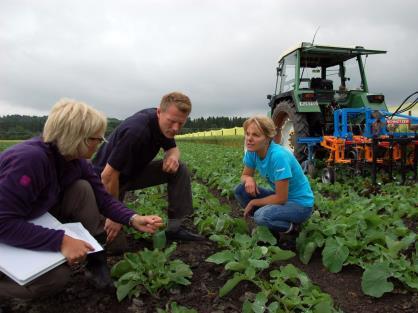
[3,188,417,313]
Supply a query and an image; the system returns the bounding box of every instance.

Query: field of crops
[1,139,417,313]
[0,140,21,152]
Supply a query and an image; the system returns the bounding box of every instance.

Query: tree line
[0,115,247,139]
[182,116,247,134]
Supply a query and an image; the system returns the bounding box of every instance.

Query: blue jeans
[234,184,313,232]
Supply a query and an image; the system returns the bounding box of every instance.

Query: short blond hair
[160,91,192,114]
[243,115,276,139]
[43,98,107,158]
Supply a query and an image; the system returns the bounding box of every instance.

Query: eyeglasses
[86,136,107,144]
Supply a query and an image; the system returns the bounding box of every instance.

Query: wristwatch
[129,214,138,226]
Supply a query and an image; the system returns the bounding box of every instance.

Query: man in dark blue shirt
[93,92,203,242]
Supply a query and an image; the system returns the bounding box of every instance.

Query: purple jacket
[0,137,135,252]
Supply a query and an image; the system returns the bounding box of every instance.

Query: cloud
[0,0,417,119]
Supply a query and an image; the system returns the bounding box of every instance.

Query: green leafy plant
[206,226,295,296]
[191,182,248,236]
[111,243,192,301]
[361,262,394,297]
[124,185,169,240]
[157,302,197,313]
[297,180,418,297]
[242,264,342,313]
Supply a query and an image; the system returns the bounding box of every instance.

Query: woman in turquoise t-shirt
[234,116,314,234]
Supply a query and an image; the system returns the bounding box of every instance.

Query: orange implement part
[319,135,415,164]
[320,136,351,164]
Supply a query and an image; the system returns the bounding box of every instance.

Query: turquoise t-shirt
[243,142,314,207]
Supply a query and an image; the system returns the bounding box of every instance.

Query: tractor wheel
[321,167,336,184]
[348,149,363,175]
[272,101,310,162]
[301,160,317,178]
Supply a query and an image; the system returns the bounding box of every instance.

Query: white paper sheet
[0,213,103,285]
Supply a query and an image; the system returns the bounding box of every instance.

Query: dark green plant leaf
[299,241,317,264]
[253,226,277,245]
[251,292,268,313]
[322,238,349,273]
[111,259,132,278]
[269,246,296,262]
[225,261,246,272]
[206,251,235,264]
[116,279,137,302]
[153,230,167,250]
[361,262,394,297]
[219,274,246,297]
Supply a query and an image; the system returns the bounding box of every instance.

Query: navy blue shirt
[0,137,135,252]
[92,108,176,184]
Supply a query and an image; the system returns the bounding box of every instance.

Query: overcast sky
[0,0,417,119]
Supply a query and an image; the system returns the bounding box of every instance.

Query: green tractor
[267,42,388,162]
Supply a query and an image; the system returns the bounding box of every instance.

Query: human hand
[104,218,122,243]
[60,234,94,266]
[131,215,164,233]
[162,155,179,174]
[245,178,259,197]
[243,201,256,218]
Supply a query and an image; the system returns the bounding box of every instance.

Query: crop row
[123,182,342,312]
[177,141,418,297]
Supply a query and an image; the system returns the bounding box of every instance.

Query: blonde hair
[243,115,276,139]
[160,91,192,114]
[43,98,107,158]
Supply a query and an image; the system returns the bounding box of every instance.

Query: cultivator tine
[388,138,394,180]
[371,137,378,185]
[400,141,407,185]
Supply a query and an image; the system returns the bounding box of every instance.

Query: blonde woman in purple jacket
[0,99,163,300]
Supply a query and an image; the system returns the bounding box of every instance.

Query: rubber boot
[85,234,114,290]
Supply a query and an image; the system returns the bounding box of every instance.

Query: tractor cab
[267,42,387,161]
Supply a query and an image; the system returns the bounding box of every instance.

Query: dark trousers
[120,160,193,230]
[0,179,105,300]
